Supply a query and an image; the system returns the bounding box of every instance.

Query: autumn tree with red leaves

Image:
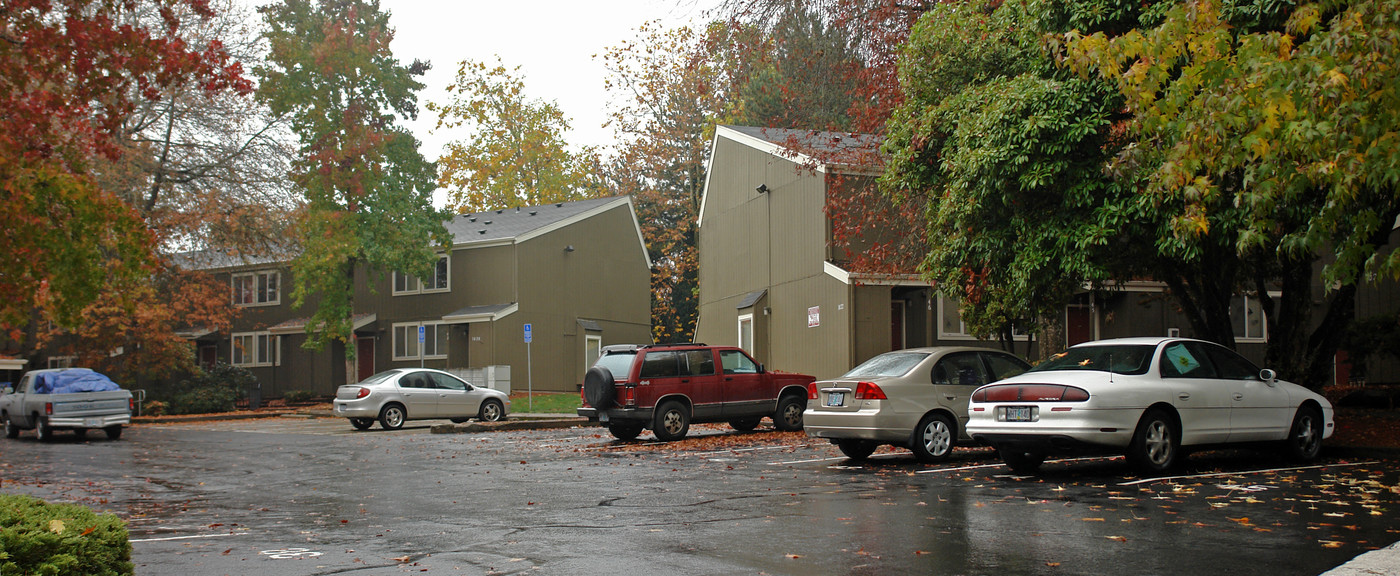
[0,0,249,373]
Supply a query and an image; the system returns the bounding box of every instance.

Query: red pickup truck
[577,343,816,441]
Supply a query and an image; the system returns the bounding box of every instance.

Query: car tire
[773,395,805,432]
[1283,405,1324,462]
[608,422,644,441]
[478,399,505,422]
[999,447,1046,474]
[378,404,407,430]
[652,401,690,441]
[583,366,616,409]
[73,428,88,440]
[729,418,761,432]
[1128,408,1180,474]
[4,413,19,439]
[104,425,122,440]
[350,418,375,430]
[910,413,956,463]
[835,439,878,460]
[35,417,53,442]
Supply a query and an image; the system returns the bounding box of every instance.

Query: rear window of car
[594,352,637,380]
[1031,345,1154,375]
[842,352,930,379]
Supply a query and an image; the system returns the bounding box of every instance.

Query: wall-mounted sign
[808,306,820,328]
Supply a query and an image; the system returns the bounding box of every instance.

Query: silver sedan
[333,369,509,430]
[805,347,1031,462]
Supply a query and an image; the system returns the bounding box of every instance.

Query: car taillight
[621,386,636,407]
[972,384,1090,403]
[129,398,135,411]
[45,402,53,416]
[807,382,818,400]
[355,387,371,399]
[853,382,887,400]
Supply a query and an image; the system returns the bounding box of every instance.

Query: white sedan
[334,369,509,430]
[966,337,1333,474]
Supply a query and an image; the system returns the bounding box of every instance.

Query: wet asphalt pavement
[1,416,1397,575]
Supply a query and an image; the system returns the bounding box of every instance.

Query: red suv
[578,343,816,441]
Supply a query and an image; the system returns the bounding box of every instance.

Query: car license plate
[1005,406,1034,422]
[83,417,101,427]
[825,392,844,407]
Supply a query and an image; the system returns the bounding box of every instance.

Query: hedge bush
[0,494,132,576]
[166,363,254,415]
[282,389,317,404]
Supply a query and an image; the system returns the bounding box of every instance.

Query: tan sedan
[804,347,1031,461]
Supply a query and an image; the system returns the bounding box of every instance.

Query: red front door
[357,338,375,381]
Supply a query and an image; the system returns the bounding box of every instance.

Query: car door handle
[943,394,956,401]
[1178,393,1190,400]
[1233,393,1244,401]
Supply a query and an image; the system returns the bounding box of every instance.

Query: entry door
[199,345,218,369]
[357,338,375,381]
[891,301,906,350]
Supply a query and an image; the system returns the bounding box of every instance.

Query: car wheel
[608,422,644,441]
[1128,408,1180,474]
[1283,405,1324,462]
[349,418,375,430]
[773,395,805,432]
[104,425,122,440]
[73,428,88,440]
[378,404,407,430]
[999,448,1046,474]
[835,439,878,460]
[652,401,690,441]
[583,366,616,408]
[910,413,956,463]
[729,418,761,432]
[478,399,505,422]
[4,413,19,439]
[35,417,53,442]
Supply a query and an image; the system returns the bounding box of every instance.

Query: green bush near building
[0,494,132,576]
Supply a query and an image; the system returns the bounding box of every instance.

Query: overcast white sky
[377,0,718,163]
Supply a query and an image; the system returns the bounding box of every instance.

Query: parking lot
[1,417,1397,575]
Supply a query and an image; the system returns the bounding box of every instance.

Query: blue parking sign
[417,325,425,343]
[523,323,532,343]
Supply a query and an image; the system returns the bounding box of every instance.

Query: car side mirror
[1259,369,1277,385]
[1,386,10,395]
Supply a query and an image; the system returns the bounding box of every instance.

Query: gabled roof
[174,196,651,270]
[719,125,882,172]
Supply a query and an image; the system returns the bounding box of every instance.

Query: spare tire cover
[583,366,617,409]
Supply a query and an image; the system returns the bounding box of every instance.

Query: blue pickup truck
[1,368,133,441]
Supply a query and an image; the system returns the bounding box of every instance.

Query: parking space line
[131,533,247,543]
[1118,461,1379,486]
[693,444,817,456]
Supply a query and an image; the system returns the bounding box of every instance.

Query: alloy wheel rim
[924,421,951,455]
[663,411,683,434]
[1145,421,1172,464]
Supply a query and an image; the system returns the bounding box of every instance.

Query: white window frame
[737,314,755,354]
[231,332,278,367]
[231,270,280,307]
[585,334,602,368]
[1231,292,1274,343]
[393,255,450,295]
[938,296,1029,341]
[393,322,449,360]
[47,356,75,369]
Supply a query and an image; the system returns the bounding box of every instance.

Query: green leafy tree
[1060,0,1400,387]
[881,0,1130,354]
[427,57,601,213]
[736,6,863,131]
[256,0,449,383]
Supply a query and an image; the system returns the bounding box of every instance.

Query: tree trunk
[1038,310,1065,361]
[344,258,358,386]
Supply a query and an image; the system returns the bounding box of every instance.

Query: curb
[1320,540,1400,576]
[430,418,597,434]
[132,412,293,424]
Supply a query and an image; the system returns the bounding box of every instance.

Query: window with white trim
[393,255,450,295]
[393,322,450,360]
[738,314,754,354]
[231,270,280,306]
[231,332,278,367]
[1230,293,1268,342]
[585,335,602,368]
[47,356,75,369]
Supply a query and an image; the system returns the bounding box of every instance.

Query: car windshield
[1030,345,1155,375]
[842,352,931,379]
[594,352,636,379]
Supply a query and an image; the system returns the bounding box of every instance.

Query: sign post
[417,325,425,368]
[523,323,533,412]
